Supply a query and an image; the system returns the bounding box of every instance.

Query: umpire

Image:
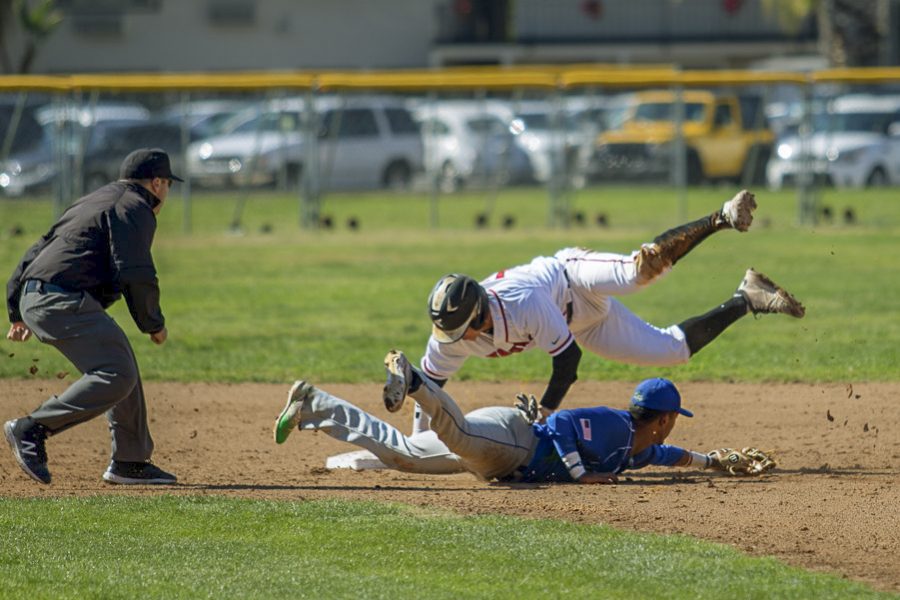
[4,148,180,485]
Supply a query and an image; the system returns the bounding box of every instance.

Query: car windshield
[633,102,707,122]
[517,113,550,130]
[813,111,896,134]
[517,112,577,132]
[228,111,302,134]
[466,116,509,136]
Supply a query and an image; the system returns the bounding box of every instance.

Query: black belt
[562,269,573,324]
[23,280,76,295]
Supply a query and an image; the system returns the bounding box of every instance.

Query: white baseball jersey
[421,254,575,381]
[420,246,691,383]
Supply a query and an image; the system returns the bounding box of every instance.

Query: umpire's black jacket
[6,181,165,334]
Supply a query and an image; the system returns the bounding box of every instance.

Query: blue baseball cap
[630,378,693,417]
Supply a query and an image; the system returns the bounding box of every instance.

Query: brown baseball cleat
[721,190,757,232]
[737,268,805,318]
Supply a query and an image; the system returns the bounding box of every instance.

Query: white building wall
[514,0,788,41]
[20,0,441,73]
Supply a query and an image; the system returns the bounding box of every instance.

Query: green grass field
[0,496,893,600]
[2,185,898,599]
[1,185,897,382]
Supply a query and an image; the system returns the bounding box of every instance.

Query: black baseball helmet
[427,274,489,343]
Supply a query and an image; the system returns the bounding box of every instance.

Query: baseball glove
[514,393,539,424]
[707,447,776,476]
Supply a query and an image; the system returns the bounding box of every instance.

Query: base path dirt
[2,379,898,592]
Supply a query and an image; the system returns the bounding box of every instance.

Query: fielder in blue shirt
[519,378,700,484]
[274,351,774,483]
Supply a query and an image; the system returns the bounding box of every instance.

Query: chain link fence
[2,67,900,230]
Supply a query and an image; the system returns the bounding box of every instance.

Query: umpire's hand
[150,327,167,345]
[6,322,32,342]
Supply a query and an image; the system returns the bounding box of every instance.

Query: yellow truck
[590,90,774,184]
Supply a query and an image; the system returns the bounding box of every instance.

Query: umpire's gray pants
[411,378,538,480]
[20,286,153,462]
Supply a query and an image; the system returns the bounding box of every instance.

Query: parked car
[0,136,56,197]
[157,99,254,141]
[80,120,187,191]
[34,101,150,130]
[591,90,774,184]
[0,101,150,197]
[186,96,424,191]
[412,100,534,192]
[512,101,587,184]
[0,97,46,155]
[766,94,900,189]
[0,97,50,195]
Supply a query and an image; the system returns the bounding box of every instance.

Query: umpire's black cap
[119,148,184,182]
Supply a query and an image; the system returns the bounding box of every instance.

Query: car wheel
[866,167,888,187]
[743,145,772,186]
[383,161,411,190]
[285,163,303,189]
[686,150,704,185]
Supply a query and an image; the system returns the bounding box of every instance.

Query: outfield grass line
[0,496,894,599]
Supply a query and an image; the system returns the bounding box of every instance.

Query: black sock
[408,369,423,394]
[679,295,749,356]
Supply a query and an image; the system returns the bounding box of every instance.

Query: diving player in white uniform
[391,190,805,434]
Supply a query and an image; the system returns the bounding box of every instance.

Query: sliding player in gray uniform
[274,351,773,482]
[393,190,805,434]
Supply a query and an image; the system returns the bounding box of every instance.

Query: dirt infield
[1,379,898,592]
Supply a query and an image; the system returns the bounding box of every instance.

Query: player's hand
[6,322,32,342]
[538,406,553,424]
[577,471,618,485]
[149,327,167,345]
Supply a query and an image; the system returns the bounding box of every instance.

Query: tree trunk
[16,39,34,73]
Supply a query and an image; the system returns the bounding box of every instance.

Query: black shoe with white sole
[102,461,177,485]
[4,418,51,484]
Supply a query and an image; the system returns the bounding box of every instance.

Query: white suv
[186,96,423,190]
[412,100,534,192]
[766,94,900,189]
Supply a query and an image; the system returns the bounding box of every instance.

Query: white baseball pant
[558,246,691,365]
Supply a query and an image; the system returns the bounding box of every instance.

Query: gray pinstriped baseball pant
[298,378,537,479]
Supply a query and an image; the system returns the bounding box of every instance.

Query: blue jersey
[521,407,687,483]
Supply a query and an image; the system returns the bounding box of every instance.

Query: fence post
[300,87,321,229]
[179,90,192,235]
[796,82,818,225]
[425,90,440,229]
[547,87,569,228]
[671,82,688,222]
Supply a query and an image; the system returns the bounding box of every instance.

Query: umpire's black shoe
[102,461,177,485]
[4,418,51,484]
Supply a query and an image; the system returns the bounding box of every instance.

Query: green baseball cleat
[273,380,314,444]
